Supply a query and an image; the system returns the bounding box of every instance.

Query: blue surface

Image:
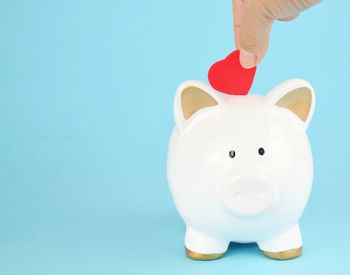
[0,1,349,274]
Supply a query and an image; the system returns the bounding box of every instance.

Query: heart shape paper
[208,50,257,95]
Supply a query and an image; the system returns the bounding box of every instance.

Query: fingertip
[239,48,257,69]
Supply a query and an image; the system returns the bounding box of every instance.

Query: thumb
[239,0,274,68]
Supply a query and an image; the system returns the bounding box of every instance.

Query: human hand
[233,0,321,68]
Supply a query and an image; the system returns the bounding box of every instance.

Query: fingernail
[239,49,257,69]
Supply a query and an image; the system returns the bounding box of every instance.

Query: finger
[239,0,274,68]
[278,14,299,22]
[233,0,244,49]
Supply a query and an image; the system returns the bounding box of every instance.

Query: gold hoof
[185,247,225,261]
[262,246,302,260]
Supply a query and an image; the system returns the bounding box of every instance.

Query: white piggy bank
[167,79,315,260]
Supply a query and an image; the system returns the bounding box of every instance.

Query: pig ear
[174,80,223,131]
[267,79,316,128]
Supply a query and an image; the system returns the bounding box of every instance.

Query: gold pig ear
[181,86,218,120]
[275,87,313,122]
[268,79,315,127]
[174,81,222,131]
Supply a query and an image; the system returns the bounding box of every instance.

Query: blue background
[0,1,348,274]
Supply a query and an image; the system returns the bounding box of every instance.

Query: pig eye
[258,147,265,156]
[229,150,236,158]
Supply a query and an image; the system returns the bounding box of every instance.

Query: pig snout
[218,171,278,218]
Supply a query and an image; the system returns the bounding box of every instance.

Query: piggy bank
[167,79,315,260]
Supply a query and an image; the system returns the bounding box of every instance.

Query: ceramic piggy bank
[167,79,315,260]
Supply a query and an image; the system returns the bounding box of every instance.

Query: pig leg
[257,224,303,260]
[185,227,229,260]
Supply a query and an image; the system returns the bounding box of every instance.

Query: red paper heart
[208,50,257,95]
